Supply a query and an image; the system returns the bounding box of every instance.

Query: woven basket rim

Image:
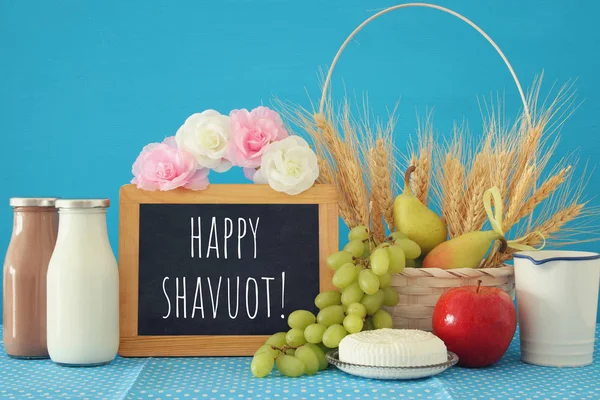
[399,265,514,278]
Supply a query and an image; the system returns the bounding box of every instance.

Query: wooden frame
[119,183,338,357]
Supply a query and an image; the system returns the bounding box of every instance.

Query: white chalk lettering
[261,277,274,318]
[175,277,187,318]
[246,277,258,319]
[207,276,222,318]
[191,277,204,318]
[190,217,201,258]
[162,277,171,319]
[223,218,233,259]
[249,218,260,259]
[161,274,282,320]
[237,218,247,259]
[206,217,219,259]
[227,276,240,319]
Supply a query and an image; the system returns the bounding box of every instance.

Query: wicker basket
[315,4,526,334]
[384,266,515,331]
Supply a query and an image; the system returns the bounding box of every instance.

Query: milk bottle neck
[57,209,109,240]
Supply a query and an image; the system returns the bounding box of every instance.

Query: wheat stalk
[368,147,386,241]
[490,202,585,266]
[371,136,395,232]
[504,164,536,230]
[461,149,491,234]
[405,117,433,205]
[314,113,370,228]
[510,124,543,195]
[506,165,573,231]
[438,148,465,238]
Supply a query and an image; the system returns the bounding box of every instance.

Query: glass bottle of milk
[47,199,119,366]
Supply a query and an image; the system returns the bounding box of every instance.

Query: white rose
[175,110,232,172]
[254,136,319,195]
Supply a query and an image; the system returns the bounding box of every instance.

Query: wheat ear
[440,153,465,238]
[461,150,491,234]
[507,166,572,231]
[490,202,585,267]
[368,147,385,242]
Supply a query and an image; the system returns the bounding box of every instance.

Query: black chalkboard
[137,203,320,336]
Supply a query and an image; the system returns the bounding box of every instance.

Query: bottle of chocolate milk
[3,198,58,358]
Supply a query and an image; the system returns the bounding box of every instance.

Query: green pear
[393,166,447,253]
[422,230,502,269]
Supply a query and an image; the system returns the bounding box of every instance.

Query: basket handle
[318,2,532,126]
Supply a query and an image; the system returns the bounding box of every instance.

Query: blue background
[1,0,599,323]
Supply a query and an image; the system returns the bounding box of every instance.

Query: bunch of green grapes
[250,226,422,378]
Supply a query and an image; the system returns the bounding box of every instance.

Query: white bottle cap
[54,199,110,209]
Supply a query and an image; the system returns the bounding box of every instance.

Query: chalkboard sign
[118,184,338,356]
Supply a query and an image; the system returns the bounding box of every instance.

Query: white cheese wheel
[338,329,447,367]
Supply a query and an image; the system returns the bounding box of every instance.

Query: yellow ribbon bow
[483,186,546,252]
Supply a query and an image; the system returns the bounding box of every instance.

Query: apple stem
[476,280,482,293]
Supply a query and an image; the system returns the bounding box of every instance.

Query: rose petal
[184,168,210,191]
[162,136,178,148]
[253,169,268,184]
[244,167,257,181]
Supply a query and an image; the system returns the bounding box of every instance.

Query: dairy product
[338,329,447,367]
[3,198,57,358]
[47,199,119,366]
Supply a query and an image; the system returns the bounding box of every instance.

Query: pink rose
[131,141,210,191]
[228,106,288,169]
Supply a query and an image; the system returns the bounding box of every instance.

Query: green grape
[294,346,319,375]
[343,239,364,257]
[361,242,371,257]
[363,317,375,331]
[255,344,280,358]
[304,343,328,370]
[394,238,421,260]
[375,242,391,250]
[387,245,406,273]
[286,328,307,347]
[378,271,392,288]
[286,348,296,356]
[355,264,364,275]
[348,225,369,241]
[346,302,367,319]
[251,351,275,378]
[406,259,416,268]
[314,290,341,309]
[389,231,408,241]
[343,314,364,334]
[276,355,305,377]
[317,305,345,327]
[304,323,327,344]
[372,309,394,329]
[383,286,400,307]
[361,289,385,315]
[288,310,316,330]
[332,263,359,289]
[317,342,332,354]
[265,332,287,348]
[358,269,380,295]
[341,282,364,306]
[326,251,354,271]
[322,324,348,348]
[370,248,390,276]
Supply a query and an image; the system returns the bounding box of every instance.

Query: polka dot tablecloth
[0,325,598,400]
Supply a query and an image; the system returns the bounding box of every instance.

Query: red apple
[432,281,516,368]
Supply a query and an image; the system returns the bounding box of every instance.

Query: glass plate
[326,350,459,380]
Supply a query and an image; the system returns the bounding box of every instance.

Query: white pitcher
[514,250,600,367]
